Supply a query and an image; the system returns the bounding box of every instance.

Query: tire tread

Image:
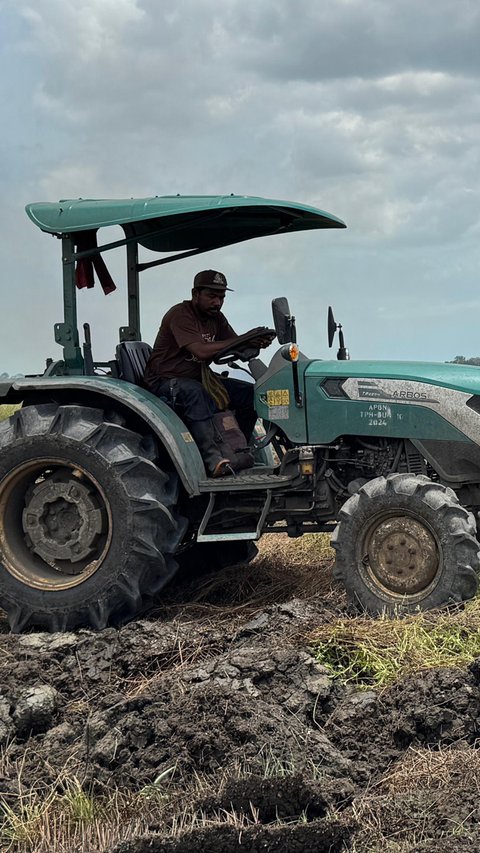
[0,404,185,632]
[331,473,480,614]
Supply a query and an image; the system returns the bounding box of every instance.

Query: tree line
[449,356,480,366]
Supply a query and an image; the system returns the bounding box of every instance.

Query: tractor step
[196,468,295,542]
[198,468,291,492]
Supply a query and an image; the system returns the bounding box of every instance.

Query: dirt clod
[111,819,352,853]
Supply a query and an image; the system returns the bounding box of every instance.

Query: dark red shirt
[144,300,236,386]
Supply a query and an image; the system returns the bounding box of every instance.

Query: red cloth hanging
[75,230,117,295]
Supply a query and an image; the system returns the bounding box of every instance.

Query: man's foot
[212,459,235,478]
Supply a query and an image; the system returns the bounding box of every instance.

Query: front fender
[0,376,206,496]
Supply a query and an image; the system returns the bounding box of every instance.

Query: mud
[112,820,351,853]
[1,551,480,851]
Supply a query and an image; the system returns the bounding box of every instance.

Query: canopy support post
[54,235,83,374]
[120,240,141,341]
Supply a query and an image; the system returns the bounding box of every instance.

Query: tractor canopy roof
[25,194,346,253]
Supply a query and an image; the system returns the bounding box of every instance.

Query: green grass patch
[310,598,480,689]
[0,404,19,422]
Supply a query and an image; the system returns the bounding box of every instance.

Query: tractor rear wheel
[332,473,480,615]
[0,404,186,632]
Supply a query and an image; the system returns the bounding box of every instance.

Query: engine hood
[305,360,480,396]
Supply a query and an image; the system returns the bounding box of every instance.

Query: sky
[1,0,480,375]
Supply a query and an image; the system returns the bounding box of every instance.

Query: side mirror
[327,307,337,348]
[328,306,350,360]
[272,297,295,344]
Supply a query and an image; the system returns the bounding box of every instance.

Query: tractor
[0,194,479,632]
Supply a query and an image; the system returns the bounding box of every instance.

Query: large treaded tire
[331,473,480,615]
[0,404,187,632]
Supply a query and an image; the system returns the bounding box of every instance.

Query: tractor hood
[25,195,346,253]
[306,359,480,396]
[304,359,480,448]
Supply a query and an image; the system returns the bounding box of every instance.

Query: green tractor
[1,194,479,632]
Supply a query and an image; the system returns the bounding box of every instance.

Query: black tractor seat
[116,341,152,385]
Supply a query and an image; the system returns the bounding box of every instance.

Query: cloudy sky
[1,0,480,375]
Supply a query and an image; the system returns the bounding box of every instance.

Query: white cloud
[1,0,480,372]
[20,0,144,59]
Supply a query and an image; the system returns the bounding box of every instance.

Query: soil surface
[2,539,480,852]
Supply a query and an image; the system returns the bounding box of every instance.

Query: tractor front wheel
[0,404,186,632]
[332,473,480,615]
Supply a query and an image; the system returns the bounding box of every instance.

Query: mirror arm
[337,327,350,361]
[290,315,297,344]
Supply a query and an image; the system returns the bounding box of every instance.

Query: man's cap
[193,270,233,292]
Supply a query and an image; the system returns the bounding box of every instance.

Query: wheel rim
[359,512,440,599]
[0,458,112,590]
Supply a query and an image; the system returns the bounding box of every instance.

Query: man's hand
[244,327,277,349]
[191,327,276,363]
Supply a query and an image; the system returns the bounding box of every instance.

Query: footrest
[198,471,292,492]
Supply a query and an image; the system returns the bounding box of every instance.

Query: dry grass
[377,743,480,795]
[161,532,336,619]
[0,784,154,853]
[2,734,478,853]
[0,747,179,853]
[0,750,333,853]
[349,743,480,851]
[259,531,335,567]
[128,533,337,696]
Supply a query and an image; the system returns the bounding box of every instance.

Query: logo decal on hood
[355,380,438,403]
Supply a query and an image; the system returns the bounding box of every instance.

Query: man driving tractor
[143,269,274,477]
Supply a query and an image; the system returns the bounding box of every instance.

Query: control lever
[83,323,95,375]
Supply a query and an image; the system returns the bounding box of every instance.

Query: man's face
[193,287,225,317]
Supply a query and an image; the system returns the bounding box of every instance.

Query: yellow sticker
[267,389,290,407]
[182,431,195,443]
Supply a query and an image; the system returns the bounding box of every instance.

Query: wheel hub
[366,515,438,596]
[22,472,104,569]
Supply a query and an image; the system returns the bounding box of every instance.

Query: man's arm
[183,312,238,360]
[185,336,239,362]
[186,328,274,362]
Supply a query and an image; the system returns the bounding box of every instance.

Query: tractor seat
[116,341,152,385]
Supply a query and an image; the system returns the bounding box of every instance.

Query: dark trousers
[151,376,257,441]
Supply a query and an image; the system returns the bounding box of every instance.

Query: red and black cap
[193,270,233,291]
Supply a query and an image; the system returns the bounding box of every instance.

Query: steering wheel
[213,327,277,365]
